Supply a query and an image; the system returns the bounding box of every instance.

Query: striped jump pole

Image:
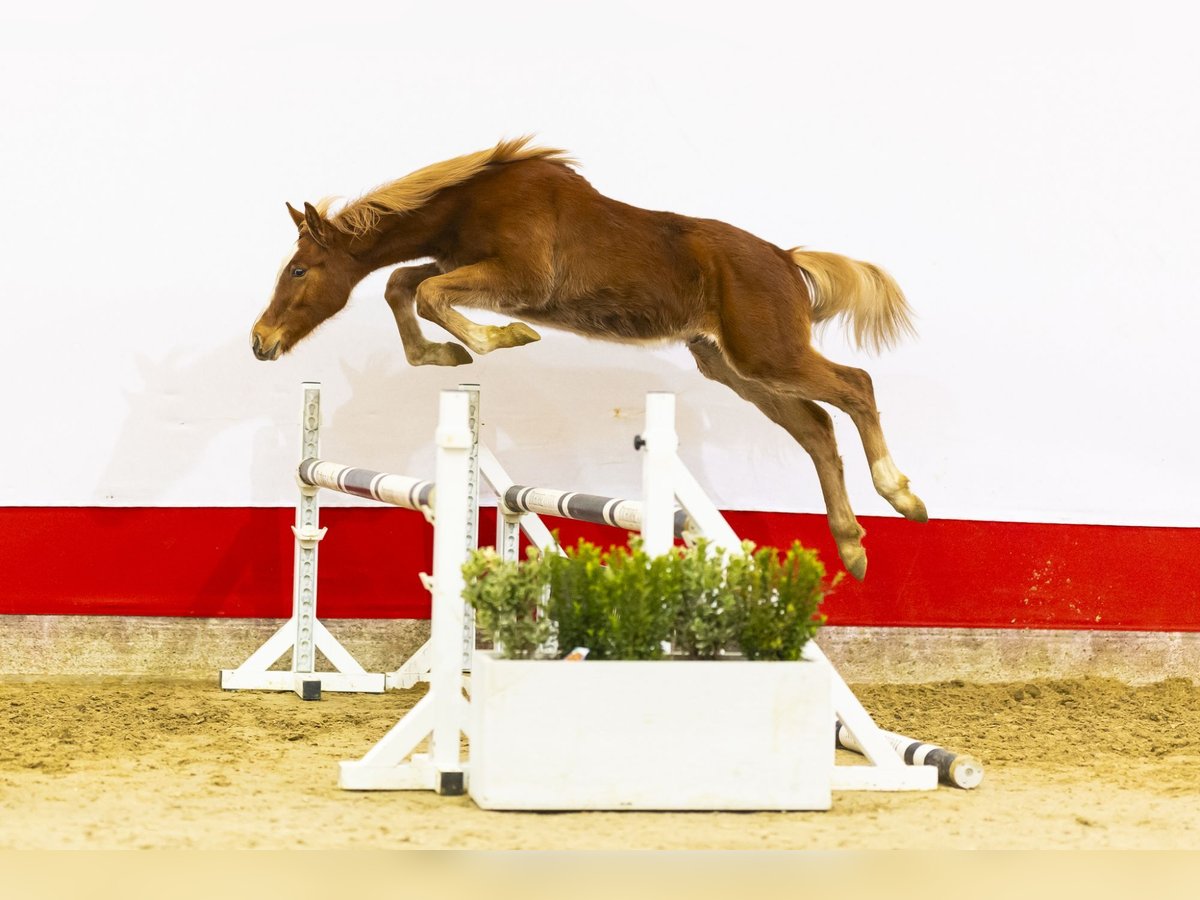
[835,722,985,789]
[483,392,683,563]
[500,486,691,539]
[298,459,434,514]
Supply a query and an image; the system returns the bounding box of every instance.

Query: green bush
[726,541,831,661]
[595,540,680,660]
[460,546,551,659]
[674,539,738,659]
[544,539,607,657]
[546,538,679,660]
[461,536,831,661]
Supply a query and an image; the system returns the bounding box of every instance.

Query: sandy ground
[2,676,1199,849]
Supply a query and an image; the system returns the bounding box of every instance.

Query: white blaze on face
[256,240,301,323]
[273,240,300,285]
[250,241,300,340]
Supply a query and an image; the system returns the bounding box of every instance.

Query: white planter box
[467,646,833,811]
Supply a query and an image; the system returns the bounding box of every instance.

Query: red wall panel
[1,507,1196,630]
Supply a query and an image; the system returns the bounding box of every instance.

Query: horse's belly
[517,289,701,343]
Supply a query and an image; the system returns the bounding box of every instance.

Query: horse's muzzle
[251,331,282,361]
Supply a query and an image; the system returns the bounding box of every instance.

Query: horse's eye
[291,267,307,278]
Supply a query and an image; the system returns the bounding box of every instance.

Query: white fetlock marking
[466,325,496,353]
[871,456,908,497]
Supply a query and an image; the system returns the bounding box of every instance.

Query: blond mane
[328,137,575,236]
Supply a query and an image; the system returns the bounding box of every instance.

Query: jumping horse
[251,138,927,579]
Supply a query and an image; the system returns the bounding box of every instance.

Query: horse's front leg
[384,264,473,366]
[413,261,542,355]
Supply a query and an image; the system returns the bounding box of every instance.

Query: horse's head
[251,202,362,360]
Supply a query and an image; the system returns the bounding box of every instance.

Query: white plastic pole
[459,384,481,671]
[671,456,741,552]
[427,389,471,793]
[639,392,677,556]
[290,382,327,698]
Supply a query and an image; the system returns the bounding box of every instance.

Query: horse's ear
[303,202,331,247]
[286,202,305,230]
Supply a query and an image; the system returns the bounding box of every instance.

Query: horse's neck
[352,204,442,272]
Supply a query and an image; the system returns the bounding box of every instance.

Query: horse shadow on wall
[96,333,718,509]
[321,336,713,503]
[94,334,717,611]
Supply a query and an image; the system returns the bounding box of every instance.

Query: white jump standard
[338,389,476,793]
[219,382,479,702]
[341,390,942,798]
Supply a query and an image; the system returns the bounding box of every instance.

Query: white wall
[2,0,1197,525]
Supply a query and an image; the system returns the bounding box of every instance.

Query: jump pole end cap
[949,755,984,789]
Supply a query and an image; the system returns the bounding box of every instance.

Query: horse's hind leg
[412,261,542,355]
[384,264,472,366]
[722,330,928,524]
[688,337,870,580]
[798,352,928,523]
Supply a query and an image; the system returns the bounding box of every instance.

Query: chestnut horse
[251,138,926,579]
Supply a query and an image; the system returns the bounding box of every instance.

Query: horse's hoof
[411,342,472,367]
[441,342,474,366]
[503,323,541,347]
[909,496,929,523]
[838,543,868,581]
[894,491,928,523]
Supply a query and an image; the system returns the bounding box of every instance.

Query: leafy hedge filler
[462,537,834,661]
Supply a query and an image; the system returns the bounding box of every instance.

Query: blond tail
[789,249,916,354]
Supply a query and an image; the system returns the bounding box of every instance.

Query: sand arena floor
[2,676,1199,849]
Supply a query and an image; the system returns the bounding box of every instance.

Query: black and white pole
[297,459,434,511]
[490,394,690,561]
[500,486,692,539]
[835,722,984,789]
